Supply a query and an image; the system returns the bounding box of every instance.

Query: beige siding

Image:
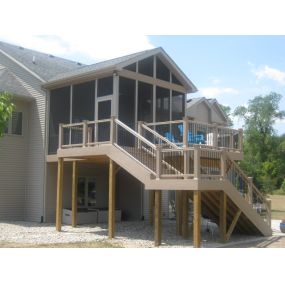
[0,100,29,220]
[0,52,46,222]
[187,102,211,123]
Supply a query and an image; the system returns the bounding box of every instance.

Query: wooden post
[154,190,162,246]
[193,191,201,248]
[226,209,241,241]
[182,191,189,238]
[110,116,116,144]
[219,191,227,242]
[266,199,271,228]
[247,177,253,204]
[213,123,218,147]
[156,146,162,179]
[176,190,182,235]
[82,120,88,147]
[183,117,189,147]
[108,159,116,239]
[149,190,155,225]
[220,149,226,179]
[184,150,190,177]
[71,161,77,227]
[194,145,201,180]
[58,123,63,149]
[56,158,64,232]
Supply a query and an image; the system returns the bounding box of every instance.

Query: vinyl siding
[0,100,29,220]
[0,52,46,222]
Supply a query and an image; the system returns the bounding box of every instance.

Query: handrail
[114,119,157,150]
[145,119,183,126]
[141,123,180,149]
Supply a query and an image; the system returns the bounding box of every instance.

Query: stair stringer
[222,180,272,236]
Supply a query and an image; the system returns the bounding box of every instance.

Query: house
[0,41,271,247]
[186,97,229,126]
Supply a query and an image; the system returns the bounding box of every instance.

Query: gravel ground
[0,219,284,248]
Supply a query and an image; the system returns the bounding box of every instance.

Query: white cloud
[0,34,154,63]
[199,87,239,98]
[252,65,285,85]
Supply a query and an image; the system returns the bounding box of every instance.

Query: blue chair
[164,132,176,143]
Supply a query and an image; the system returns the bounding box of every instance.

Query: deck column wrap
[72,161,77,227]
[154,190,162,246]
[193,191,201,248]
[56,157,64,232]
[108,159,116,238]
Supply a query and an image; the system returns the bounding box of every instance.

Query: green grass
[268,195,285,220]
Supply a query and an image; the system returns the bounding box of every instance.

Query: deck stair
[57,118,272,237]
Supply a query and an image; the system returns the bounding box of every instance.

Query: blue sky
[1,35,284,134]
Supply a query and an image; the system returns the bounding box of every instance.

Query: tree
[219,104,233,126]
[233,92,285,193]
[0,92,14,137]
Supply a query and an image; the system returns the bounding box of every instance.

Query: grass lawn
[268,195,285,220]
[0,241,122,248]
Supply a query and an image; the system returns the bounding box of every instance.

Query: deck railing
[145,118,243,152]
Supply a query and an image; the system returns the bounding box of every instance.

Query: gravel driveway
[0,220,284,248]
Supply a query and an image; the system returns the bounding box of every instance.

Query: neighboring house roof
[0,41,84,82]
[43,47,198,93]
[207,98,229,123]
[187,97,208,109]
[0,67,33,100]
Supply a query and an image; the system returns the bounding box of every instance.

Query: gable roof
[0,41,84,82]
[43,47,198,93]
[207,98,229,123]
[0,67,33,100]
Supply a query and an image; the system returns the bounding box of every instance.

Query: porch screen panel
[138,56,154,77]
[172,91,185,142]
[156,57,170,82]
[118,77,136,146]
[72,81,95,144]
[138,81,153,123]
[156,86,170,137]
[48,86,70,154]
[98,76,113,97]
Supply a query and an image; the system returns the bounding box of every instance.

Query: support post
[247,177,253,204]
[154,190,162,246]
[56,158,64,232]
[183,117,189,147]
[110,116,116,144]
[266,199,271,228]
[184,150,190,177]
[156,146,162,179]
[220,149,227,179]
[149,190,155,225]
[176,190,182,235]
[219,191,227,242]
[108,159,116,239]
[82,120,88,147]
[182,191,189,238]
[194,145,201,180]
[58,123,63,149]
[193,191,201,248]
[71,161,77,227]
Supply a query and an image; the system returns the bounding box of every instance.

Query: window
[4,111,23,135]
[98,76,113,97]
[77,177,96,208]
[11,112,22,135]
[138,56,154,77]
[156,57,170,81]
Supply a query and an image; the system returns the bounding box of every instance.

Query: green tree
[0,92,14,137]
[219,104,233,126]
[233,92,285,193]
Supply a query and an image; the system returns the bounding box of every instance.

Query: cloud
[199,87,239,98]
[0,34,154,63]
[252,65,285,85]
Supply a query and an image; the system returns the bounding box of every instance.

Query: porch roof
[42,47,198,93]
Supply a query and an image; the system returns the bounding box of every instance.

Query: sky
[0,1,284,134]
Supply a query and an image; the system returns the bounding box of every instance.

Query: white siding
[0,52,46,222]
[0,100,29,220]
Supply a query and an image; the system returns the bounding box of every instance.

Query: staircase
[57,118,272,237]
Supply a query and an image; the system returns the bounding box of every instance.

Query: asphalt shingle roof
[0,67,33,100]
[0,41,84,81]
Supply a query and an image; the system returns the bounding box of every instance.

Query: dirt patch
[269,195,285,220]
